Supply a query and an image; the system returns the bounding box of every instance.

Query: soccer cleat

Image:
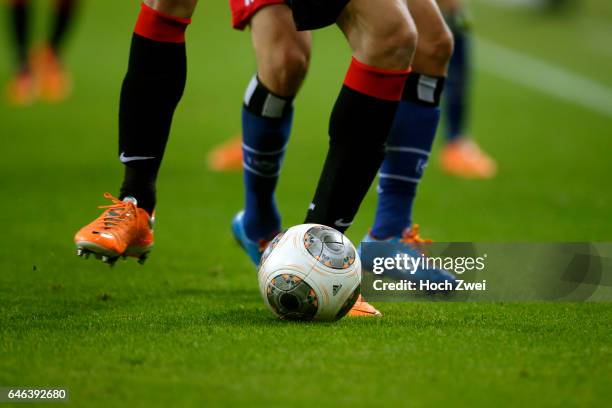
[440,138,497,179]
[207,136,243,172]
[30,45,72,103]
[231,211,277,266]
[348,295,382,317]
[360,225,457,289]
[74,193,154,265]
[5,70,36,106]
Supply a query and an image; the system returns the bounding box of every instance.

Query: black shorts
[285,0,351,31]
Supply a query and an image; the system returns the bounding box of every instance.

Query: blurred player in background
[437,0,496,179]
[5,0,78,105]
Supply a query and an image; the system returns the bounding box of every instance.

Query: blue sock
[241,75,293,241]
[445,22,470,142]
[371,73,444,239]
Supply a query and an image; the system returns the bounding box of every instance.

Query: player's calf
[370,0,452,240]
[305,0,414,230]
[238,6,311,243]
[118,2,192,214]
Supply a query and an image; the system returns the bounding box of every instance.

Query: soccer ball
[258,224,361,321]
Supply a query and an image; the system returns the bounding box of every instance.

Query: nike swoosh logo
[334,218,353,228]
[119,152,155,163]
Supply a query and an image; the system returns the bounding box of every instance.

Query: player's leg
[304,0,415,232]
[291,0,415,317]
[438,0,497,179]
[370,0,452,240]
[7,0,29,70]
[49,0,78,53]
[5,0,35,105]
[362,0,457,287]
[232,4,312,264]
[440,0,467,144]
[31,0,79,102]
[207,3,311,172]
[74,0,197,264]
[118,0,196,212]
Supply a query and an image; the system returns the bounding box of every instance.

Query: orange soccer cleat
[440,138,497,179]
[74,193,154,265]
[6,70,36,106]
[30,45,72,103]
[348,295,382,317]
[207,136,243,172]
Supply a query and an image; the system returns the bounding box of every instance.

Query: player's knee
[420,28,454,69]
[263,45,310,96]
[363,19,417,70]
[278,46,310,83]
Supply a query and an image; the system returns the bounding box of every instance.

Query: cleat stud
[76,248,84,257]
[138,253,149,265]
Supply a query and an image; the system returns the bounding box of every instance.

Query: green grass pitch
[1,0,611,406]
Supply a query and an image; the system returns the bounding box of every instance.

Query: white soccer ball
[258,224,361,321]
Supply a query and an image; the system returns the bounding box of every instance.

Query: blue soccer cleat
[359,225,457,290]
[231,211,276,267]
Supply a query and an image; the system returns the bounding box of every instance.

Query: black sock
[118,4,191,214]
[118,34,187,214]
[118,32,189,215]
[305,58,409,232]
[9,0,30,71]
[49,0,78,55]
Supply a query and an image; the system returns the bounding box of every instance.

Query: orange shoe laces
[257,239,271,253]
[399,225,433,257]
[97,193,137,228]
[399,224,432,244]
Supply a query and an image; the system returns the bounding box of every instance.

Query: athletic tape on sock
[243,75,293,119]
[402,72,446,107]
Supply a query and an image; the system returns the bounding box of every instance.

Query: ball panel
[265,274,318,321]
[303,226,356,270]
[304,271,361,321]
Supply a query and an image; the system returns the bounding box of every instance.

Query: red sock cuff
[134,3,191,43]
[343,57,410,101]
